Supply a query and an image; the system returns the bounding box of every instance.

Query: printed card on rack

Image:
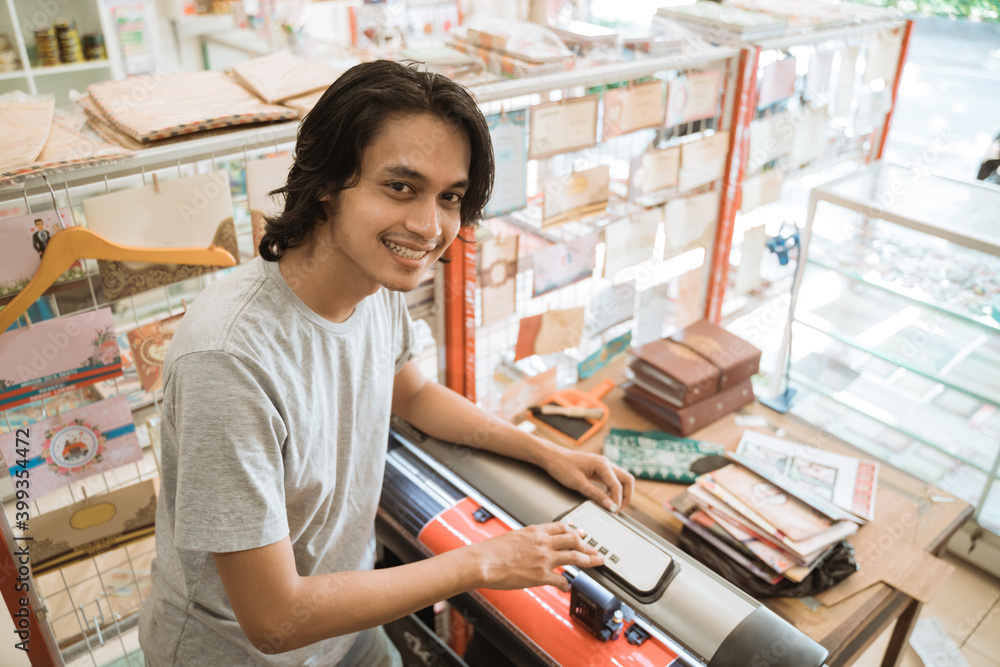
[513,306,586,361]
[602,81,664,140]
[532,231,599,297]
[0,209,82,298]
[863,30,903,84]
[678,131,729,192]
[757,58,798,109]
[832,46,859,118]
[246,154,293,257]
[663,190,719,258]
[541,165,610,226]
[585,281,636,336]
[740,169,784,212]
[629,146,680,201]
[478,236,519,327]
[126,313,184,393]
[485,110,528,218]
[806,51,835,100]
[748,114,794,170]
[0,308,122,411]
[83,169,239,301]
[789,106,829,168]
[528,96,599,160]
[603,209,661,278]
[0,395,143,499]
[665,70,722,128]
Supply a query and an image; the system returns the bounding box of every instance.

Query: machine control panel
[560,501,675,599]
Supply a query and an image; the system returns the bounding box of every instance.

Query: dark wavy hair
[259,60,494,261]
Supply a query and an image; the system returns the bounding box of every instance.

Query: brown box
[622,378,755,436]
[629,338,720,406]
[669,320,761,391]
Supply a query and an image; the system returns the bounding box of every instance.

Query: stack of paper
[670,451,867,586]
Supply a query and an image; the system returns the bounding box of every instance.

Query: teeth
[383,239,427,260]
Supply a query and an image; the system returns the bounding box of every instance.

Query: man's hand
[537,440,635,513]
[470,522,602,592]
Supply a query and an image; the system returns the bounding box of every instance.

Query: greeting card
[832,46,859,118]
[665,71,722,128]
[246,154,293,257]
[578,331,632,380]
[629,146,680,200]
[532,231,599,297]
[806,51,835,100]
[478,235,519,327]
[126,313,184,393]
[485,110,528,218]
[514,306,586,361]
[757,58,798,109]
[863,30,902,84]
[0,208,82,298]
[789,106,828,168]
[0,395,143,498]
[603,81,664,140]
[0,309,122,411]
[586,281,636,336]
[748,114,793,169]
[603,209,661,278]
[663,190,720,258]
[30,479,157,575]
[634,283,669,347]
[740,169,784,212]
[83,169,239,300]
[678,131,729,191]
[542,165,610,226]
[528,96,599,159]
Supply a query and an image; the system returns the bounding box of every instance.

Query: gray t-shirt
[138,257,417,666]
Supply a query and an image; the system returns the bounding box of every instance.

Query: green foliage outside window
[847,0,1000,21]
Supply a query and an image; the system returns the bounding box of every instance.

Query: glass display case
[783,161,1000,567]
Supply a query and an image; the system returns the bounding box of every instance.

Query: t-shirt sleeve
[165,351,289,553]
[393,292,421,375]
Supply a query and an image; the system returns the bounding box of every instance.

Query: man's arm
[391,360,635,512]
[215,522,600,653]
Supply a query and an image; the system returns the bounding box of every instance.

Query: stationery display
[246,153,293,256]
[478,235,519,326]
[0,395,143,498]
[602,81,664,140]
[29,479,157,575]
[450,20,574,78]
[83,169,239,300]
[734,430,879,522]
[528,96,599,159]
[656,2,787,40]
[0,209,82,298]
[85,71,297,144]
[664,70,722,128]
[485,110,528,218]
[603,427,725,483]
[126,313,184,393]
[231,51,341,104]
[513,306,586,361]
[0,308,122,411]
[541,165,609,226]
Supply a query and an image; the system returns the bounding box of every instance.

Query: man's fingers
[592,460,624,512]
[549,531,595,553]
[618,465,636,509]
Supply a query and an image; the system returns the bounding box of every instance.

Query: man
[138,60,634,666]
[32,218,50,258]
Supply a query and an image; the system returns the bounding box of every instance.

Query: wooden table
[551,360,973,667]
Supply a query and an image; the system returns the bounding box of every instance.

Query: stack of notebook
[622,320,761,436]
[670,461,859,585]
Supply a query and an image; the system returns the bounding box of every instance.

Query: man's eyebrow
[381,164,469,190]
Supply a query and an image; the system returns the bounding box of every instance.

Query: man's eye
[389,182,409,193]
[443,193,464,203]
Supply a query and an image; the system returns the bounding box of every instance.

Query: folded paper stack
[623,319,761,435]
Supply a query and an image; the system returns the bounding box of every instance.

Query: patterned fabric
[231,51,340,104]
[86,71,297,143]
[0,95,55,172]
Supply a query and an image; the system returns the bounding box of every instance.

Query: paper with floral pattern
[0,395,142,498]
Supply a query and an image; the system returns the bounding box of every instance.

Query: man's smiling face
[317,112,471,295]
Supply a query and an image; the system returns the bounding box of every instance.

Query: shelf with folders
[467,47,744,417]
[780,161,1000,559]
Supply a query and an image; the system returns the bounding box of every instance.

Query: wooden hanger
[0,227,236,333]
